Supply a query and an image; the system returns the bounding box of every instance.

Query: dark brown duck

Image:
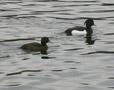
[21,37,50,54]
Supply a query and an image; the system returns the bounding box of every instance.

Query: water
[0,0,114,90]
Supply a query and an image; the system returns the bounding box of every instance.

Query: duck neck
[41,42,47,46]
[86,26,93,36]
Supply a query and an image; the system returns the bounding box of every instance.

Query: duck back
[65,26,86,35]
[21,42,48,52]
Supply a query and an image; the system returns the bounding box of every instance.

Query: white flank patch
[71,30,86,35]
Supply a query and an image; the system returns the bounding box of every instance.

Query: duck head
[41,37,50,46]
[84,18,94,36]
[84,18,94,29]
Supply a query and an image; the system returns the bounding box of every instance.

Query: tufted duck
[21,37,50,54]
[65,18,95,36]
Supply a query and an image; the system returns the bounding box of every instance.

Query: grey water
[0,0,114,90]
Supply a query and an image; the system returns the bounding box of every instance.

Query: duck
[21,37,50,54]
[65,18,95,36]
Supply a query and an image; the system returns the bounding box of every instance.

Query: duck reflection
[85,34,96,45]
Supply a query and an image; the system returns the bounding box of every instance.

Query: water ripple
[81,51,114,55]
[104,33,114,35]
[109,22,114,24]
[6,69,43,76]
[48,16,105,20]
[0,15,18,19]
[31,9,71,13]
[64,48,83,51]
[35,0,59,2]
[80,10,114,13]
[0,37,35,42]
[64,61,76,63]
[108,77,114,79]
[0,55,10,58]
[53,4,91,7]
[105,41,114,44]
[59,0,98,3]
[0,0,22,4]
[7,84,21,87]
[108,87,114,89]
[16,15,38,19]
[102,3,114,6]
[0,9,16,12]
[51,69,64,72]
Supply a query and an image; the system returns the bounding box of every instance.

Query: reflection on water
[0,0,114,90]
[85,35,95,45]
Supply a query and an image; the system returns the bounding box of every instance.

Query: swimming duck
[21,37,49,54]
[65,18,95,36]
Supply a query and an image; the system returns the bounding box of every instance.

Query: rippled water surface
[0,0,114,90]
